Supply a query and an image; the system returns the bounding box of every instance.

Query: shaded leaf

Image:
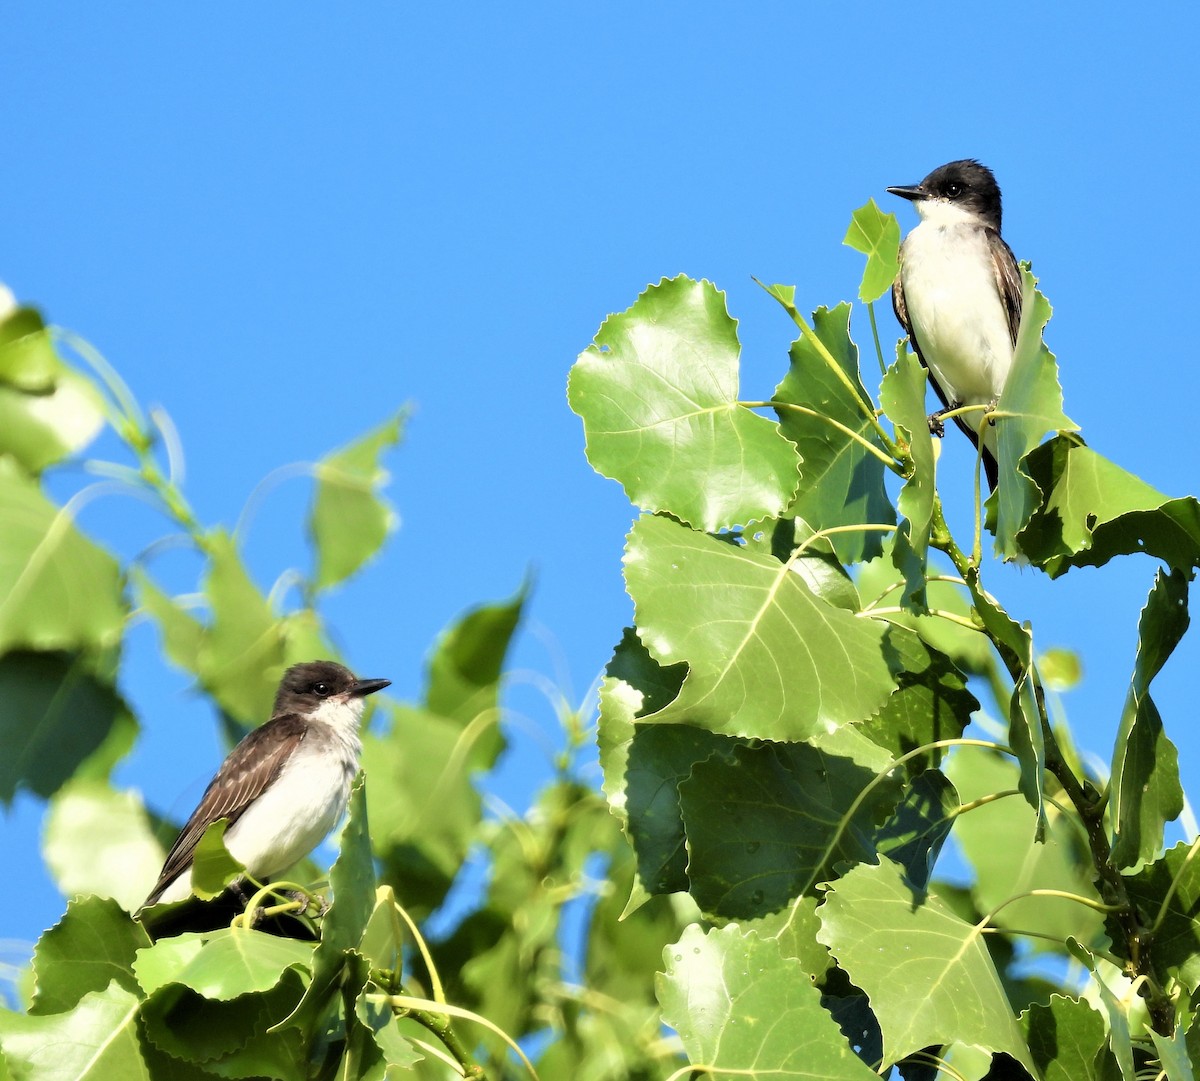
[680,741,899,918]
[1019,994,1113,1081]
[0,655,134,806]
[1114,842,1200,992]
[0,307,59,392]
[0,368,106,475]
[310,410,405,590]
[658,923,879,1080]
[625,513,894,739]
[874,768,958,890]
[30,897,150,1015]
[569,275,800,531]
[0,461,125,655]
[817,857,1037,1074]
[773,303,894,563]
[1110,569,1186,870]
[844,200,901,303]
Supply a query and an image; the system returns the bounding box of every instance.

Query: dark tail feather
[982,446,999,492]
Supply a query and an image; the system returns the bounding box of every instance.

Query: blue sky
[2,5,1198,954]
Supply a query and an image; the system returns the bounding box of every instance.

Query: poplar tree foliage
[0,185,1199,1081]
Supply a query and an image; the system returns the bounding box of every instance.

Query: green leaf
[1110,569,1186,870]
[966,568,1045,832]
[42,778,164,911]
[282,774,374,1032]
[196,531,286,725]
[773,303,895,563]
[679,741,899,917]
[946,751,1105,948]
[310,410,405,590]
[0,655,135,806]
[858,624,978,774]
[1018,436,1200,576]
[1150,1026,1194,1081]
[880,348,935,606]
[29,897,151,1015]
[0,981,149,1081]
[0,307,59,392]
[0,368,106,475]
[817,857,1037,1074]
[426,584,524,726]
[569,275,801,531]
[1115,842,1200,992]
[132,570,205,675]
[625,514,895,739]
[133,928,312,999]
[187,820,247,899]
[992,269,1079,557]
[873,768,958,890]
[657,923,879,1080]
[0,460,125,655]
[843,200,901,303]
[1020,994,1114,1081]
[140,968,307,1079]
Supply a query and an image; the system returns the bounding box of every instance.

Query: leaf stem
[866,300,888,379]
[740,399,900,470]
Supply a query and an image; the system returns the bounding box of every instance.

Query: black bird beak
[351,678,391,697]
[886,184,926,202]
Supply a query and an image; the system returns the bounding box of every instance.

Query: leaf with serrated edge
[1113,842,1200,993]
[658,923,879,1079]
[844,200,901,303]
[569,275,800,531]
[773,303,894,564]
[880,348,935,607]
[817,857,1037,1074]
[0,981,149,1081]
[30,897,150,1014]
[1020,994,1113,1081]
[680,741,899,918]
[1110,569,1186,869]
[992,269,1079,557]
[626,514,894,739]
[1018,437,1200,576]
[133,928,313,999]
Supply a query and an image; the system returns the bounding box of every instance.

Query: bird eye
[313,682,331,697]
[945,183,963,198]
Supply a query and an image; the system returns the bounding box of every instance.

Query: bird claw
[926,411,946,438]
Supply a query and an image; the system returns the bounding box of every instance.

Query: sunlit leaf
[625,514,894,739]
[0,307,59,391]
[42,778,163,911]
[188,820,246,900]
[0,460,125,655]
[880,348,935,606]
[29,898,150,1015]
[133,929,312,999]
[1019,436,1200,576]
[310,410,405,590]
[0,982,148,1081]
[1019,994,1114,1081]
[658,923,879,1080]
[1110,569,1186,870]
[773,303,894,563]
[817,857,1037,1073]
[569,275,801,531]
[843,200,901,303]
[992,269,1079,557]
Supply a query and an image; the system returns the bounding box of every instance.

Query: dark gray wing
[987,228,1023,347]
[143,714,308,906]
